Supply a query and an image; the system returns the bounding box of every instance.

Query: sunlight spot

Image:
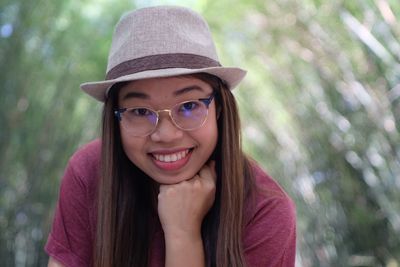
[363,169,379,187]
[348,255,376,266]
[31,228,43,241]
[16,212,28,226]
[25,36,40,52]
[329,133,344,151]
[345,151,362,169]
[367,151,384,167]
[384,118,396,133]
[351,81,372,107]
[80,0,109,20]
[244,125,265,145]
[300,48,314,62]
[55,16,70,31]
[1,23,13,38]
[296,174,316,204]
[390,213,400,233]
[376,0,396,25]
[337,117,351,132]
[386,258,399,267]
[17,98,29,112]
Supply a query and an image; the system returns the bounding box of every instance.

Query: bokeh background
[1,0,399,266]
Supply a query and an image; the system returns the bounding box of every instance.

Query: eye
[179,101,199,112]
[130,108,152,116]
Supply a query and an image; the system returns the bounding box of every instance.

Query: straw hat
[80,5,247,102]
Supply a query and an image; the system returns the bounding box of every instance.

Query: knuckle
[207,183,216,193]
[193,179,201,189]
[180,180,190,189]
[165,186,176,196]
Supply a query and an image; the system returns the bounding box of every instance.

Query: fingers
[198,160,216,183]
[158,161,217,191]
[159,161,216,196]
[159,183,175,195]
[157,161,217,237]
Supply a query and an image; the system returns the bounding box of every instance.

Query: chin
[150,171,195,185]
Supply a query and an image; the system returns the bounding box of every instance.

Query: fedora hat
[80,5,247,102]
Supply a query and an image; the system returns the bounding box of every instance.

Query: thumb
[198,160,216,183]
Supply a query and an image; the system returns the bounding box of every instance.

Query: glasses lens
[121,108,157,136]
[172,100,208,130]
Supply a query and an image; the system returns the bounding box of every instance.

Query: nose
[150,112,183,142]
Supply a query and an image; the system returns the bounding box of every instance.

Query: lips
[152,149,190,163]
[149,148,193,171]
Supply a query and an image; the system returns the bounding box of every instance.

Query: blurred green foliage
[0,0,399,266]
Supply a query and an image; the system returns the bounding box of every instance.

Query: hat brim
[80,66,246,102]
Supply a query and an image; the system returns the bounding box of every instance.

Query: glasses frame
[114,92,215,136]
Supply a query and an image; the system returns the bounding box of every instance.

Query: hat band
[106,53,221,80]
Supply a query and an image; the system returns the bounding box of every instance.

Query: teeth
[171,154,177,162]
[153,149,189,163]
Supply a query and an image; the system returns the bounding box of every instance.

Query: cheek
[196,111,218,151]
[120,131,144,162]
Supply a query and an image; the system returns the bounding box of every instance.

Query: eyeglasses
[114,93,215,137]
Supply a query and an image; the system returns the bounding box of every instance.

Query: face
[118,76,218,185]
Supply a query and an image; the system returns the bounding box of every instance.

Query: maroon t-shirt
[45,139,296,266]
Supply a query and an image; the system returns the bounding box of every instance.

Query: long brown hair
[94,73,255,267]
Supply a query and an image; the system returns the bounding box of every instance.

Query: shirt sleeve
[45,159,93,267]
[243,174,297,267]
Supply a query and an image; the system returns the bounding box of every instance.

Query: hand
[157,161,216,240]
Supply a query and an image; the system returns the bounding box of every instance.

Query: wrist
[164,227,202,244]
[164,230,205,267]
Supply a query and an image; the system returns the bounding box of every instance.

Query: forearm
[159,162,216,267]
[164,232,205,267]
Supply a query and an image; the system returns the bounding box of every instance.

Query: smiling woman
[117,76,218,185]
[45,5,296,267]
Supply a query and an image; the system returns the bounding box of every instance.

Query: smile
[150,148,193,171]
[152,149,190,162]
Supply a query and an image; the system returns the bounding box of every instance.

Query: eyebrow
[173,85,205,96]
[121,85,206,100]
[121,91,149,100]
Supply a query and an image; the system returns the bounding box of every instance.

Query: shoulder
[45,139,101,267]
[251,164,290,196]
[246,163,296,227]
[243,163,296,266]
[61,139,101,193]
[69,139,101,172]
[67,139,101,178]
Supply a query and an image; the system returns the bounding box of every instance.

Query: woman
[45,5,296,267]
